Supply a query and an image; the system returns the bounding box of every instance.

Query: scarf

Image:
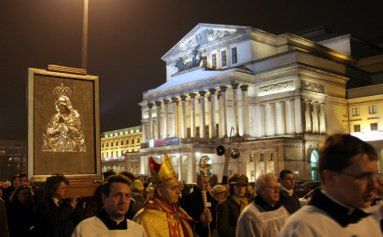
[280,185,294,196]
[309,189,370,227]
[231,195,249,211]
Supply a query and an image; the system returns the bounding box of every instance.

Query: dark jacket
[182,187,213,237]
[279,189,300,214]
[0,198,9,237]
[6,201,35,237]
[216,196,241,237]
[34,197,80,237]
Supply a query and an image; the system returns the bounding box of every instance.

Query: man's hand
[199,208,212,225]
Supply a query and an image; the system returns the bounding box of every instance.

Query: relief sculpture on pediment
[301,81,324,93]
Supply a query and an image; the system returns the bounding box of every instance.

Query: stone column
[209,88,217,138]
[147,103,153,139]
[171,97,178,137]
[231,82,239,135]
[276,101,286,135]
[219,86,228,137]
[180,95,187,138]
[190,93,196,138]
[294,97,303,134]
[199,91,207,138]
[240,85,249,136]
[155,101,162,139]
[164,99,169,137]
[141,123,146,143]
[254,104,262,137]
[187,152,196,184]
[266,103,275,136]
[285,99,295,134]
[319,102,327,134]
[305,100,312,133]
[312,102,319,133]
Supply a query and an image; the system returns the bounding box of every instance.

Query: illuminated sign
[154,137,179,147]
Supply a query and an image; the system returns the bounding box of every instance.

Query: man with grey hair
[236,173,289,237]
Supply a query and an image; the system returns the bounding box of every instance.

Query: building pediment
[162,23,250,61]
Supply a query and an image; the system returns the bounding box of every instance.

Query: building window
[212,53,217,68]
[231,47,237,64]
[371,123,378,131]
[137,138,140,143]
[270,153,274,161]
[352,107,360,116]
[111,142,114,147]
[369,105,377,114]
[310,150,319,181]
[116,141,119,146]
[131,139,135,144]
[101,143,104,148]
[353,124,361,132]
[249,154,254,162]
[106,143,109,147]
[221,50,227,67]
[126,140,129,144]
[260,153,264,162]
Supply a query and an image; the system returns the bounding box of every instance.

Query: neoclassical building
[139,23,383,183]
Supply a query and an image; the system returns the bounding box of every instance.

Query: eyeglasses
[335,171,378,182]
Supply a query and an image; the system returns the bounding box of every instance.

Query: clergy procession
[0,133,381,237]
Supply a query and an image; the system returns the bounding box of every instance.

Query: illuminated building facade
[0,140,27,181]
[101,126,141,174]
[139,23,383,183]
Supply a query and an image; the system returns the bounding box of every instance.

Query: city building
[139,23,383,183]
[101,126,141,174]
[0,140,27,181]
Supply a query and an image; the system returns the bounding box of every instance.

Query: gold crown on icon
[149,154,178,188]
[53,83,72,97]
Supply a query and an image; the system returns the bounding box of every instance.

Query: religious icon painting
[28,65,101,181]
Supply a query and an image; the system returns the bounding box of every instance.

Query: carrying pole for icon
[199,155,212,237]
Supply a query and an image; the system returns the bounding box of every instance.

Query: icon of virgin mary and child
[42,83,86,152]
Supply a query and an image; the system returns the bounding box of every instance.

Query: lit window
[231,47,237,64]
[369,105,377,114]
[354,124,361,132]
[212,53,217,68]
[371,123,378,131]
[352,107,360,116]
[221,50,227,67]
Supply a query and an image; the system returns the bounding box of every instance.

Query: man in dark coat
[278,169,301,214]
[182,174,213,237]
[34,174,82,237]
[216,174,249,237]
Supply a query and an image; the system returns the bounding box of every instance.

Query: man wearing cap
[216,174,249,237]
[134,155,211,237]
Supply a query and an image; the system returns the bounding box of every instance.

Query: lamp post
[82,0,89,69]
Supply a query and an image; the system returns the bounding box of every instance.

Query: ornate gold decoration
[42,83,86,152]
[149,154,178,188]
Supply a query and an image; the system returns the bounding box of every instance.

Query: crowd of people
[0,133,383,237]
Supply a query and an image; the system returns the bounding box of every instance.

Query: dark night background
[0,0,382,139]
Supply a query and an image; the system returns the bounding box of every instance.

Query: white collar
[280,184,294,196]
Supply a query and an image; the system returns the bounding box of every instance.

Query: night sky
[0,0,382,140]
